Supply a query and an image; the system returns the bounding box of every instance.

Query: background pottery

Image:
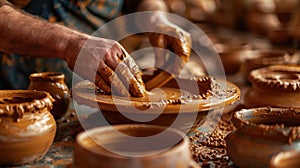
[243,65,300,108]
[214,40,252,75]
[226,107,300,168]
[28,72,70,119]
[0,90,56,165]
[74,124,193,168]
[244,50,298,80]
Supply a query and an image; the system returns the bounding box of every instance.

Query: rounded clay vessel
[225,107,300,168]
[28,72,70,119]
[0,90,56,165]
[244,65,300,108]
[244,50,298,80]
[74,124,195,168]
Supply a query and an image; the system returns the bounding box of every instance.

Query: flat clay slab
[72,76,240,113]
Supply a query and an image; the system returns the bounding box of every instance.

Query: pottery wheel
[72,80,240,113]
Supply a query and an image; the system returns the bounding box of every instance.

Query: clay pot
[243,65,300,108]
[269,149,300,168]
[274,0,298,25]
[245,0,281,35]
[244,50,298,80]
[225,107,300,168]
[0,90,56,165]
[74,124,196,168]
[288,5,300,41]
[28,72,70,119]
[267,27,292,45]
[215,40,252,75]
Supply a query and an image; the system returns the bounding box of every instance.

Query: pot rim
[248,65,300,92]
[246,49,289,64]
[29,72,65,81]
[0,90,54,118]
[233,107,300,142]
[75,124,189,160]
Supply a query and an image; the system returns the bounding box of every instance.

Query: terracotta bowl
[73,124,198,168]
[226,107,300,168]
[0,90,56,165]
[269,149,300,168]
[72,74,240,133]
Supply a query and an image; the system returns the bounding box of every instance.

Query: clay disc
[72,80,240,113]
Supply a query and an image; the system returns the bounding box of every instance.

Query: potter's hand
[149,24,191,74]
[65,36,146,97]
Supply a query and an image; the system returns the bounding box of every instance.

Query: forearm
[0,4,88,61]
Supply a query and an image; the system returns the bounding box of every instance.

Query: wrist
[63,32,89,67]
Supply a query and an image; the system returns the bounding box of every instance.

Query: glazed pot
[244,65,300,108]
[0,90,56,165]
[244,50,298,81]
[269,149,300,168]
[74,124,196,168]
[28,72,70,119]
[225,107,300,168]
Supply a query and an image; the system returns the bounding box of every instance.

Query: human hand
[149,24,191,74]
[65,35,146,97]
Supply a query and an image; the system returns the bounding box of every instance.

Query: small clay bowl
[0,90,56,165]
[215,40,252,75]
[245,49,298,79]
[269,149,300,168]
[244,65,300,108]
[74,124,195,168]
[226,107,300,168]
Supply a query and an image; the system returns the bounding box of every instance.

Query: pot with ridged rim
[0,90,56,166]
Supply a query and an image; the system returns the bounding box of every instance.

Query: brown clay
[28,72,70,119]
[225,107,300,168]
[0,90,56,166]
[267,27,292,45]
[214,40,252,75]
[244,65,300,108]
[269,149,300,168]
[74,124,193,168]
[72,74,240,133]
[244,50,298,80]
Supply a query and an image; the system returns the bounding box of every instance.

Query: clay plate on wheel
[72,77,240,113]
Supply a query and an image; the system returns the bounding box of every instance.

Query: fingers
[149,25,192,75]
[149,33,168,69]
[102,43,146,97]
[115,62,146,97]
[98,61,130,97]
[119,46,145,86]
